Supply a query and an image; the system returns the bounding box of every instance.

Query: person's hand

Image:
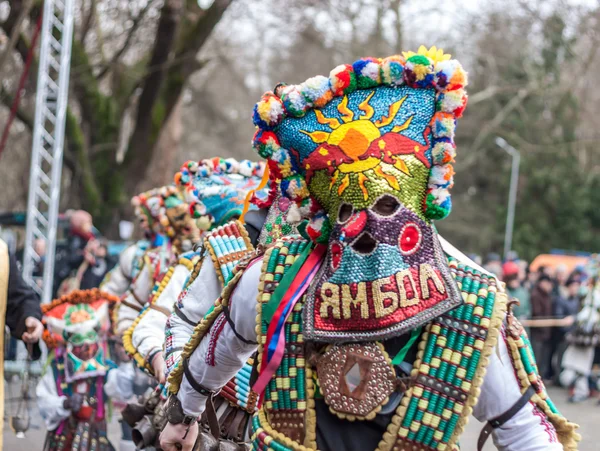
[83,239,98,265]
[160,421,198,451]
[151,353,166,385]
[63,393,84,412]
[22,317,43,343]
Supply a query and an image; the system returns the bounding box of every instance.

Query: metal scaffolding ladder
[22,0,74,303]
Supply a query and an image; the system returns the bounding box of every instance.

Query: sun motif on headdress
[299,92,431,200]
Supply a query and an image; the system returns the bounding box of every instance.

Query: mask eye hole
[338,203,353,224]
[373,195,400,216]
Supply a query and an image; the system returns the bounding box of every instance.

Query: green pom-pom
[424,193,449,220]
[344,72,358,94]
[407,55,431,66]
[356,76,379,90]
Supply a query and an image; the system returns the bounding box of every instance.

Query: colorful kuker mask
[43,290,118,382]
[132,188,168,239]
[252,46,468,342]
[175,157,268,230]
[145,185,201,252]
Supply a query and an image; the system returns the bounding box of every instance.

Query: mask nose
[340,210,368,239]
[351,232,377,254]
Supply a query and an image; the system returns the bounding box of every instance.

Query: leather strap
[221,306,257,345]
[205,394,220,440]
[121,298,143,312]
[183,358,220,397]
[182,357,221,439]
[149,303,171,316]
[174,305,197,327]
[129,289,145,306]
[477,385,536,451]
[231,409,250,442]
[219,408,237,438]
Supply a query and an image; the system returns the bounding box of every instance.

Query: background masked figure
[100,190,167,298]
[36,289,129,451]
[114,183,196,341]
[124,157,267,383]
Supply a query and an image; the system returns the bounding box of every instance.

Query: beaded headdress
[175,157,268,230]
[131,186,171,237]
[252,46,468,341]
[42,289,118,381]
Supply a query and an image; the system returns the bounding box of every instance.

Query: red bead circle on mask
[399,223,422,256]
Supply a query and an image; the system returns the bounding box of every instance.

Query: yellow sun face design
[298,90,431,202]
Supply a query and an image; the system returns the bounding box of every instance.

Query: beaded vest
[250,237,577,451]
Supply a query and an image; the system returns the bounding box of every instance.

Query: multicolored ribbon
[253,244,326,401]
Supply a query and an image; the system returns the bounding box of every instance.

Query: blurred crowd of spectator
[474,251,591,390]
[31,209,116,297]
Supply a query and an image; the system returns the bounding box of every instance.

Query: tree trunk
[137,98,183,193]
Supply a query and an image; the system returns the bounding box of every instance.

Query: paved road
[4,384,597,450]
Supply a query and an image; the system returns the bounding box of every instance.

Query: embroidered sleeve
[126,257,197,372]
[177,260,262,416]
[165,256,221,376]
[100,245,138,296]
[36,370,70,430]
[473,324,576,450]
[114,258,154,337]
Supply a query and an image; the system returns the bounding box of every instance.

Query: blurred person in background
[54,210,97,295]
[33,237,47,278]
[554,264,569,299]
[525,263,539,292]
[530,274,554,379]
[549,276,583,382]
[79,239,116,290]
[483,252,502,277]
[517,259,530,288]
[0,239,44,449]
[503,261,531,325]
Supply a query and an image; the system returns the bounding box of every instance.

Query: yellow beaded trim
[445,289,506,451]
[304,365,318,449]
[504,333,580,450]
[122,306,154,372]
[121,255,197,375]
[252,410,316,451]
[376,289,507,451]
[254,238,318,449]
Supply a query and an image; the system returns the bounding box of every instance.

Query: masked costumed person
[124,158,267,383]
[161,47,579,451]
[114,183,200,341]
[119,158,272,449]
[560,256,600,402]
[37,289,130,451]
[155,166,299,450]
[100,191,167,297]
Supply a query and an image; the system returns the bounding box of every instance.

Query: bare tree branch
[0,0,33,73]
[0,86,34,130]
[462,87,532,168]
[123,0,185,184]
[95,0,156,81]
[124,0,233,191]
[80,0,96,45]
